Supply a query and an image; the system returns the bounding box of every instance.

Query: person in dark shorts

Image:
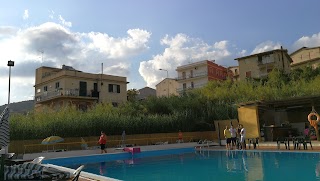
[98,131,107,153]
[224,126,231,150]
[229,126,237,149]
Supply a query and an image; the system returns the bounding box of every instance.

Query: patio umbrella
[41,136,64,145]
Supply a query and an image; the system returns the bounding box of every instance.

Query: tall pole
[159,69,169,97]
[7,60,14,106]
[1,60,14,181]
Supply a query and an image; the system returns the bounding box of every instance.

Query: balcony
[35,88,99,103]
[177,71,208,80]
[176,83,207,93]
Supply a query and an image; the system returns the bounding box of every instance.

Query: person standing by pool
[178,130,183,143]
[240,124,246,150]
[224,126,231,150]
[98,131,107,153]
[121,130,126,147]
[229,126,237,149]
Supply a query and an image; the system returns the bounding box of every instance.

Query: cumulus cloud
[293,32,320,49]
[104,63,130,77]
[0,26,17,36]
[23,9,29,20]
[0,21,151,105]
[59,15,72,27]
[251,41,281,54]
[87,29,151,59]
[139,34,231,87]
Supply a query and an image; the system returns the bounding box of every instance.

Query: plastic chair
[276,137,288,150]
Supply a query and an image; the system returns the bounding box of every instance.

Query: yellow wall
[238,106,260,139]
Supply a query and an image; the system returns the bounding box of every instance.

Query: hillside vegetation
[9,67,320,140]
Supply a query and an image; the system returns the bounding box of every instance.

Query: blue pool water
[44,149,320,181]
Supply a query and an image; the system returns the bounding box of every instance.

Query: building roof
[155,78,177,87]
[234,48,293,63]
[237,95,320,111]
[290,46,320,56]
[176,60,213,71]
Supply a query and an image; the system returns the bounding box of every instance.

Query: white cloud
[0,26,18,36]
[87,29,151,59]
[104,63,130,77]
[23,9,29,20]
[59,15,72,27]
[139,34,231,87]
[251,41,281,54]
[293,32,320,49]
[0,22,151,105]
[49,10,55,19]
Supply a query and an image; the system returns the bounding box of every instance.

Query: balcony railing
[177,71,208,80]
[35,88,99,102]
[176,83,207,92]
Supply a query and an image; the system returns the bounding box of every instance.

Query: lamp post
[7,60,14,106]
[0,60,14,181]
[159,69,169,97]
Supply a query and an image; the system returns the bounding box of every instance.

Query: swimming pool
[44,149,320,181]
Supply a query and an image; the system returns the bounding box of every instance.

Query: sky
[0,0,320,106]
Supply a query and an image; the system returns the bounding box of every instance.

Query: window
[190,70,193,78]
[112,102,118,107]
[44,86,48,92]
[183,83,186,90]
[191,82,194,88]
[182,72,186,79]
[246,71,251,78]
[55,82,60,89]
[108,84,121,93]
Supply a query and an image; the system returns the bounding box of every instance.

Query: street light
[7,60,14,106]
[159,68,169,97]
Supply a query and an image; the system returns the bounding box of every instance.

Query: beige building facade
[290,46,320,69]
[156,78,179,97]
[34,65,127,111]
[235,48,292,80]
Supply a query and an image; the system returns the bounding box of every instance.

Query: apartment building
[34,65,127,111]
[290,46,320,69]
[235,48,292,80]
[175,60,229,93]
[156,78,179,97]
[227,66,240,81]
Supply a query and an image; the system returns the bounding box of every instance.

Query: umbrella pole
[0,153,5,181]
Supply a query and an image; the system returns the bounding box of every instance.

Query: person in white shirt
[229,126,237,149]
[240,124,246,150]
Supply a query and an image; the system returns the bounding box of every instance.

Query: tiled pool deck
[21,141,320,180]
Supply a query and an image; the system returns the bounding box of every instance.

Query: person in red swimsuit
[178,130,183,143]
[98,131,107,153]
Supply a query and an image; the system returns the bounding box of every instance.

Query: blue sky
[0,0,320,105]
